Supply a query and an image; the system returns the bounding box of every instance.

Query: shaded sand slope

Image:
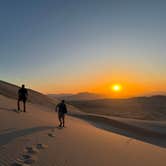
[69,96,166,120]
[72,112,166,148]
[0,95,166,166]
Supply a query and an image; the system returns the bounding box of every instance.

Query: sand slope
[0,80,59,109]
[0,95,166,166]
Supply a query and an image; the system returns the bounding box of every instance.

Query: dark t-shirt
[57,103,67,114]
[18,88,28,99]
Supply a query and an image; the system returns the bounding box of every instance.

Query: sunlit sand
[0,81,166,166]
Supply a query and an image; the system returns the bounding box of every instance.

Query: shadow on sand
[72,114,166,148]
[0,107,14,112]
[0,126,55,146]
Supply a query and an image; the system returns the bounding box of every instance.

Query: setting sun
[111,84,122,92]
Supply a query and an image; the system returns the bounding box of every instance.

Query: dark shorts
[18,97,27,103]
[58,112,65,119]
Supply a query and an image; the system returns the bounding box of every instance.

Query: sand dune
[0,95,166,166]
[0,81,166,166]
[69,96,166,120]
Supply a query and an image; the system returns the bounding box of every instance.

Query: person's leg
[58,113,62,127]
[23,101,26,112]
[17,99,20,110]
[62,114,65,127]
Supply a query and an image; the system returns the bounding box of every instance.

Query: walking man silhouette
[17,84,28,112]
[55,100,68,127]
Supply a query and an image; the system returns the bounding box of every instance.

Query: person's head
[61,100,65,103]
[22,84,25,88]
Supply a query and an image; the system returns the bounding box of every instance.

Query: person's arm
[64,104,68,113]
[55,104,59,112]
[26,89,28,96]
[18,89,20,98]
[25,89,28,98]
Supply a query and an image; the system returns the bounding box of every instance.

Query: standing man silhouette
[56,100,68,127]
[17,84,28,112]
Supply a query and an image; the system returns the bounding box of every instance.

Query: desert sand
[0,94,166,166]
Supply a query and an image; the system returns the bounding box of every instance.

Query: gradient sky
[1,0,166,97]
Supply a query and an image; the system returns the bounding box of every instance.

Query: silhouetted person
[17,84,28,112]
[56,100,68,127]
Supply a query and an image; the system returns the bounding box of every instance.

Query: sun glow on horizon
[111,84,122,92]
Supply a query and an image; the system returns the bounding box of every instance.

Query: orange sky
[1,1,166,99]
[26,72,166,98]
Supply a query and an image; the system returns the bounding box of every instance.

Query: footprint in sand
[11,150,36,166]
[21,154,37,160]
[25,146,39,154]
[47,128,56,137]
[48,133,56,137]
[23,158,36,165]
[13,109,22,113]
[36,143,48,149]
[12,143,48,165]
[11,161,30,166]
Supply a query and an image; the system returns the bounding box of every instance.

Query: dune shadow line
[71,114,166,148]
[0,126,55,146]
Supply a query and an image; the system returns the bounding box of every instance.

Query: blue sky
[1,0,166,95]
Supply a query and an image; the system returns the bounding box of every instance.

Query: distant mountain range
[48,92,104,101]
[48,91,166,101]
